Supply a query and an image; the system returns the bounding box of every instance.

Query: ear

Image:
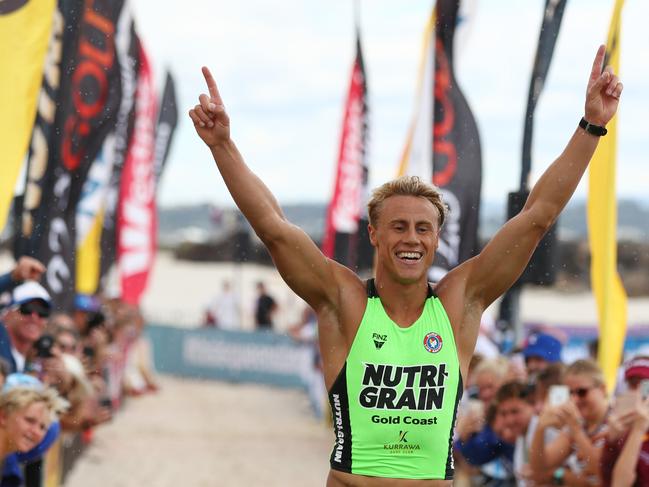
[0,412,7,427]
[368,223,378,247]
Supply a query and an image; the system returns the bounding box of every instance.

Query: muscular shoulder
[316,265,366,338]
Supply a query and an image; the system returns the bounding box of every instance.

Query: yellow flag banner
[77,208,105,296]
[0,0,55,232]
[588,0,627,393]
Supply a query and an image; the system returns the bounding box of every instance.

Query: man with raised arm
[189,45,622,486]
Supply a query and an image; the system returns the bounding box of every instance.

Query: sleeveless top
[328,279,463,480]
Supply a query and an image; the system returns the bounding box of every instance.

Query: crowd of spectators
[0,257,159,486]
[454,329,649,487]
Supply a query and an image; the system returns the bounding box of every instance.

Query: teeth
[397,252,421,260]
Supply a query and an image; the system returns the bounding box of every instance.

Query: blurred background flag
[117,42,158,305]
[100,14,141,291]
[0,0,55,234]
[322,21,370,272]
[30,0,125,310]
[153,71,179,186]
[398,0,482,282]
[588,0,627,393]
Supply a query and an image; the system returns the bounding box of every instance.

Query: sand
[63,375,332,487]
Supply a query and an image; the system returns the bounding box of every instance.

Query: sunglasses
[569,386,594,399]
[18,302,50,319]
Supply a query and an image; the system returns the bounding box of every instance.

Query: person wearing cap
[522,331,563,378]
[0,282,51,373]
[0,257,45,297]
[600,356,649,486]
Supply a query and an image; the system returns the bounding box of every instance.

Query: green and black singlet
[328,279,462,480]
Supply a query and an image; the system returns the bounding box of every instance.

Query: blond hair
[367,176,447,227]
[473,357,509,381]
[0,387,68,424]
[565,359,605,387]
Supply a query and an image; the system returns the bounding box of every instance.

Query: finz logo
[423,332,443,353]
[372,333,387,350]
[0,0,28,15]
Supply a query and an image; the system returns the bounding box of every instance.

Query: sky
[132,0,649,209]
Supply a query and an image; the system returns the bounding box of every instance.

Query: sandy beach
[64,375,332,487]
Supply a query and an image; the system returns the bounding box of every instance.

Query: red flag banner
[117,42,157,305]
[322,34,369,270]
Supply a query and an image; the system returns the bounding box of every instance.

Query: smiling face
[495,397,533,442]
[2,401,49,453]
[369,195,440,285]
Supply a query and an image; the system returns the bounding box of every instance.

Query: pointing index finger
[202,66,223,105]
[590,44,606,83]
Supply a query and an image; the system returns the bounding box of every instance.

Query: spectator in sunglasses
[530,359,609,486]
[0,282,51,374]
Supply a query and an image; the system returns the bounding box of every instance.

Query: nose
[403,225,419,243]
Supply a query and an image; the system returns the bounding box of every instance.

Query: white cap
[10,281,51,307]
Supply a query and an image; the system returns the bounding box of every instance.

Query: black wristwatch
[579,117,607,136]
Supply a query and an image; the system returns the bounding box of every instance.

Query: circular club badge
[423,332,443,353]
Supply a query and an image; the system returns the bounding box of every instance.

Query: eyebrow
[388,219,434,227]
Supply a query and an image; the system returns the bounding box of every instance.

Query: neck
[373,273,429,327]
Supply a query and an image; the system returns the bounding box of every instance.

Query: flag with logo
[117,41,157,305]
[15,0,83,286]
[398,0,482,282]
[23,0,124,310]
[322,31,370,271]
[588,0,627,393]
[78,7,140,297]
[0,0,55,234]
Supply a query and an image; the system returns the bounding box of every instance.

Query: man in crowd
[189,45,622,485]
[254,282,276,330]
[0,281,51,373]
[522,331,563,378]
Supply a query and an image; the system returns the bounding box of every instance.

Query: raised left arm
[464,44,622,309]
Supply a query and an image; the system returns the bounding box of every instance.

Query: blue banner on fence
[146,324,317,390]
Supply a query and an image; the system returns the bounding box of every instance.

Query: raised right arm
[188,67,347,313]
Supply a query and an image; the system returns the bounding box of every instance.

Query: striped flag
[588,0,628,393]
[0,0,55,233]
[322,31,370,271]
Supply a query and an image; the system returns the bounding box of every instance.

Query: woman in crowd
[530,359,609,486]
[0,386,66,461]
[454,358,517,486]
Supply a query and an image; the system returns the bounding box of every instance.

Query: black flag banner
[430,0,482,281]
[16,0,83,260]
[25,0,125,310]
[99,16,140,290]
[514,0,567,286]
[153,71,178,185]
